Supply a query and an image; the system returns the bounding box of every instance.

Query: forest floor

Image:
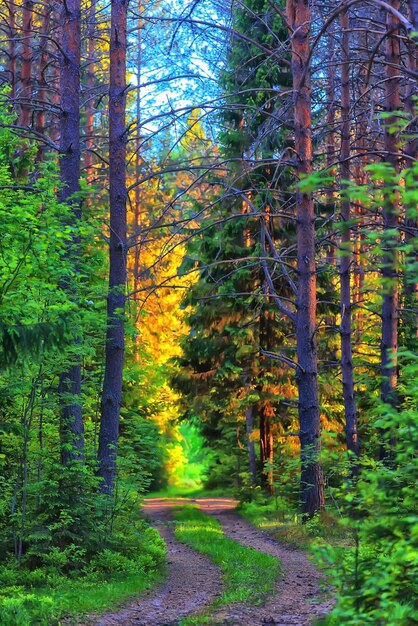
[88,498,333,626]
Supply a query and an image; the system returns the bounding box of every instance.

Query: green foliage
[0,518,165,624]
[315,356,418,626]
[238,498,347,549]
[0,96,170,624]
[0,593,56,626]
[172,0,299,499]
[89,524,165,579]
[118,407,166,492]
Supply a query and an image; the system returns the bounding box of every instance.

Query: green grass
[172,505,280,625]
[0,524,166,625]
[0,569,165,626]
[238,498,351,549]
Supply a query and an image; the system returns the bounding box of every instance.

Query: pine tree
[98,0,129,496]
[175,0,295,492]
[286,0,325,515]
[58,0,84,466]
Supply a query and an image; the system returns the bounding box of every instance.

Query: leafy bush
[89,549,145,577]
[0,594,56,626]
[89,524,165,580]
[0,515,166,624]
[316,353,418,626]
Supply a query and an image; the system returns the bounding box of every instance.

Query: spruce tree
[175,0,294,492]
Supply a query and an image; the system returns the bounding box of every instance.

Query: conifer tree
[175,0,294,491]
[380,0,402,460]
[339,4,359,458]
[58,0,84,466]
[286,0,324,515]
[98,0,129,496]
[19,0,33,128]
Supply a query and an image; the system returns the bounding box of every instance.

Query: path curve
[90,498,332,626]
[197,499,333,625]
[93,499,223,625]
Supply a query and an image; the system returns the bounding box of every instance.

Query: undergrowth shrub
[315,352,418,626]
[0,594,56,626]
[0,512,165,624]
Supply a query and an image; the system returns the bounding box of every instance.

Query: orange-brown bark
[380,0,401,429]
[8,2,17,100]
[339,6,359,459]
[35,3,51,161]
[84,0,96,187]
[286,0,324,516]
[19,0,33,127]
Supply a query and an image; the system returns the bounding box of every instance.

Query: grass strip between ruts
[172,505,280,625]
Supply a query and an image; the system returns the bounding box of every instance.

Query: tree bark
[245,405,257,485]
[19,0,33,128]
[259,305,275,495]
[325,28,336,271]
[58,0,84,466]
[340,6,360,458]
[403,4,418,344]
[405,5,418,165]
[7,2,17,100]
[408,0,418,33]
[98,0,129,496]
[134,15,142,301]
[286,0,324,516]
[50,3,62,145]
[84,0,96,188]
[380,0,401,459]
[35,3,51,162]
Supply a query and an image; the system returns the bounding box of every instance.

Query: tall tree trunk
[380,0,401,459]
[245,405,257,485]
[8,2,17,100]
[286,0,324,516]
[353,161,365,340]
[19,0,33,128]
[84,0,96,189]
[340,6,360,458]
[324,28,338,354]
[352,12,372,343]
[50,3,62,146]
[408,0,418,33]
[405,2,418,164]
[260,409,267,475]
[35,3,51,162]
[259,306,275,495]
[98,0,129,495]
[403,4,418,345]
[325,28,336,271]
[58,0,84,466]
[134,16,142,301]
[259,214,275,496]
[259,404,273,491]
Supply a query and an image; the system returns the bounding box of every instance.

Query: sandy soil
[87,498,332,626]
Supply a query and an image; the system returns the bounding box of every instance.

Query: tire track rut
[87,498,332,626]
[92,501,223,625]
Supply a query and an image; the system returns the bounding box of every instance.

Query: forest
[0,0,417,624]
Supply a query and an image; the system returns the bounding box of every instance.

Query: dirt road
[92,498,332,626]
